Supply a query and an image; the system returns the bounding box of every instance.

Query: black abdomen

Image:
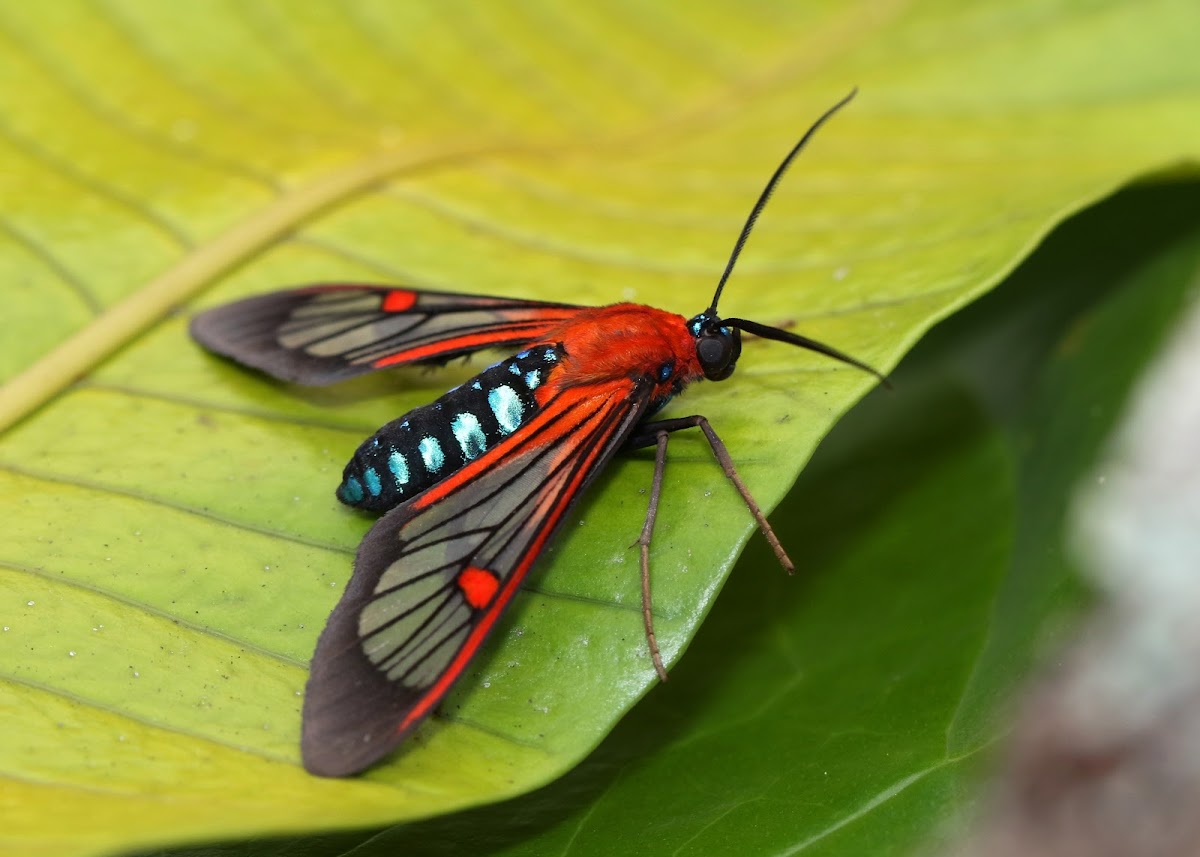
[336,345,561,511]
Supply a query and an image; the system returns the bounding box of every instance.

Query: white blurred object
[956,285,1200,857]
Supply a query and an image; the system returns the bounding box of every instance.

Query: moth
[191,89,883,776]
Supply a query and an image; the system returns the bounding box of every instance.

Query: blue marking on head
[400,420,410,429]
[525,369,541,389]
[516,349,531,359]
[451,412,487,460]
[338,476,365,504]
[544,350,558,362]
[418,437,445,472]
[508,363,521,376]
[388,449,409,487]
[488,385,524,435]
[363,466,382,496]
[657,362,673,382]
[471,380,482,390]
[371,437,380,449]
[689,319,703,336]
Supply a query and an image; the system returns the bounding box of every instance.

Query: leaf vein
[0,462,355,555]
[0,673,297,765]
[0,112,193,249]
[235,2,388,127]
[95,0,346,145]
[0,558,308,669]
[0,10,283,191]
[0,215,103,315]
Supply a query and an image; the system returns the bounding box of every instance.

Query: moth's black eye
[693,325,741,382]
[657,361,674,382]
[697,336,728,368]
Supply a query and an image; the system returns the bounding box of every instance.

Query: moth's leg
[627,416,795,574]
[623,415,795,680]
[633,428,671,683]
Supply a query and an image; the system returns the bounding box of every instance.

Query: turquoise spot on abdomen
[451,412,487,460]
[388,449,409,487]
[338,476,365,504]
[488,385,524,435]
[419,436,445,473]
[363,466,382,497]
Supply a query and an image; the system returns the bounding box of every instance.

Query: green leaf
[218,182,1200,857]
[155,182,1200,857]
[0,2,1196,856]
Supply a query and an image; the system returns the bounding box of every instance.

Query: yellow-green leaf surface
[0,2,1196,856]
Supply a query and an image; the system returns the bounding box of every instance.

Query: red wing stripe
[371,324,560,367]
[477,404,627,571]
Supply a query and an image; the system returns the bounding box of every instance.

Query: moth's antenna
[725,317,891,388]
[708,88,857,314]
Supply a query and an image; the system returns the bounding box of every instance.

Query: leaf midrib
[0,138,508,434]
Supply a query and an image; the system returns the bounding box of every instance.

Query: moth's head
[687,310,742,382]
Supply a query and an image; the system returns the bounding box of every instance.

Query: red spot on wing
[457,566,500,609]
[381,290,418,312]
